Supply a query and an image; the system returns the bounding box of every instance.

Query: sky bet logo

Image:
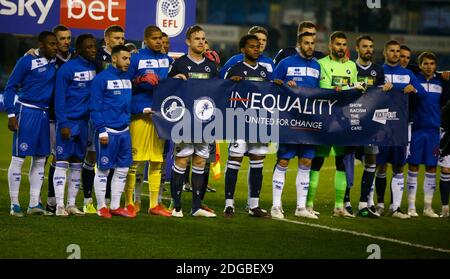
[0,0,55,24]
[60,0,126,30]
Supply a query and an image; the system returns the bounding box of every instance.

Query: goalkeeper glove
[133,73,159,86]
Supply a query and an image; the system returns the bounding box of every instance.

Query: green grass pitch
[0,112,449,259]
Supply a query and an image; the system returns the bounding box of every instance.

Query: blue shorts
[277,144,315,160]
[95,129,132,170]
[407,128,440,166]
[12,104,50,157]
[55,120,89,161]
[377,146,407,166]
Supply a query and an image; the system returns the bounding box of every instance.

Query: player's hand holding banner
[152,78,408,146]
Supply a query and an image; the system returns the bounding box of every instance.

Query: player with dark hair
[353,35,393,217]
[53,34,97,216]
[220,26,274,80]
[273,21,324,65]
[124,25,172,217]
[307,31,363,218]
[222,34,271,218]
[270,32,320,219]
[406,51,450,218]
[374,40,427,219]
[90,45,133,218]
[169,25,219,218]
[5,31,57,217]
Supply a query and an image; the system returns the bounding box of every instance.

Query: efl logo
[60,0,126,30]
[156,0,185,37]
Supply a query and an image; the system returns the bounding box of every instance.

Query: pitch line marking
[276,217,450,254]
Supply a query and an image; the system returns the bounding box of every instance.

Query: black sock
[344,187,351,203]
[200,163,210,201]
[375,173,387,204]
[225,160,241,200]
[106,169,114,200]
[249,160,263,198]
[170,165,186,210]
[191,166,205,212]
[440,173,450,205]
[360,167,376,203]
[47,163,56,200]
[184,161,191,184]
[82,161,95,199]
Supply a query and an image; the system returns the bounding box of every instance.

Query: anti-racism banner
[0,0,196,53]
[152,78,408,146]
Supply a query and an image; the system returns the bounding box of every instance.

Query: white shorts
[86,120,96,152]
[50,120,56,155]
[228,140,269,157]
[439,155,450,168]
[175,142,210,159]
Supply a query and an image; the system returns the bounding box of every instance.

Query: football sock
[360,164,376,203]
[272,163,287,207]
[67,163,82,207]
[249,159,264,199]
[47,162,56,202]
[191,166,205,213]
[110,167,128,211]
[106,169,114,200]
[407,170,418,209]
[296,165,310,209]
[53,161,69,208]
[335,170,347,209]
[225,160,241,200]
[94,169,109,209]
[29,156,46,207]
[8,156,25,206]
[149,162,162,209]
[82,161,95,199]
[439,172,450,206]
[424,172,436,210]
[306,170,320,208]
[125,162,139,206]
[375,172,387,204]
[391,173,404,210]
[171,164,186,210]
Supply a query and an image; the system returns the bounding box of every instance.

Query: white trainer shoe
[306,207,320,216]
[56,206,69,217]
[408,208,419,217]
[423,208,439,218]
[192,208,216,218]
[270,206,284,219]
[171,208,183,218]
[66,206,85,216]
[391,208,411,219]
[295,208,318,219]
[333,207,355,218]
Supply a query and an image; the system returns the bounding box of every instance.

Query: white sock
[53,161,69,208]
[407,170,418,210]
[225,198,234,208]
[67,163,82,207]
[424,172,436,210]
[296,166,310,209]
[8,156,25,206]
[29,156,46,207]
[84,197,92,206]
[368,181,375,207]
[272,164,287,207]
[249,197,259,209]
[110,167,129,210]
[358,202,368,210]
[391,173,405,210]
[94,169,109,209]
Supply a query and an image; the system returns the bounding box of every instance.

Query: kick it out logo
[156,0,186,37]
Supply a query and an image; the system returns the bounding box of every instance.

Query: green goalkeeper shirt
[318,55,358,90]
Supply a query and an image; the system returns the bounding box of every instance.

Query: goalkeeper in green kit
[306,31,366,218]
